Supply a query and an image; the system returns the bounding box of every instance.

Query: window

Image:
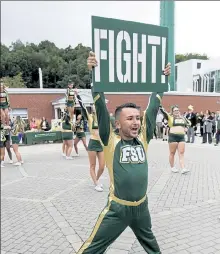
[10,108,28,120]
[197,62,201,69]
[210,71,215,92]
[57,108,62,119]
[216,70,220,93]
[175,66,178,82]
[198,81,201,92]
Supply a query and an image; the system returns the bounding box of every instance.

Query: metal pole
[160,0,175,91]
[39,68,43,89]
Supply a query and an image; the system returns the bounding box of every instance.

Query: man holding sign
[77,51,170,254]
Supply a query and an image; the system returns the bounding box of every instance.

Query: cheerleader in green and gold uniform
[76,52,171,254]
[65,83,76,121]
[62,114,74,160]
[160,105,191,174]
[10,116,24,166]
[0,80,10,125]
[0,121,6,168]
[75,89,104,192]
[73,114,88,156]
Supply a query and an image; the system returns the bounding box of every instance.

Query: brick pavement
[1,137,220,254]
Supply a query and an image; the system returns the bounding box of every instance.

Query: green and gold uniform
[4,128,11,144]
[0,89,10,109]
[62,121,73,140]
[65,87,76,107]
[77,91,162,254]
[0,123,6,148]
[160,107,191,143]
[75,119,86,139]
[76,94,103,152]
[11,123,23,144]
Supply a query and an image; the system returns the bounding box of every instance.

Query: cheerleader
[65,83,76,121]
[160,105,191,174]
[61,114,74,160]
[0,121,6,168]
[73,114,88,156]
[75,89,104,191]
[0,80,10,125]
[10,116,24,166]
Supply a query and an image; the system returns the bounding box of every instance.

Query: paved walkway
[1,137,220,254]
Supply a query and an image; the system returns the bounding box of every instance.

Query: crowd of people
[29,117,50,131]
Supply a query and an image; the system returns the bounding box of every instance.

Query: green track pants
[77,199,161,254]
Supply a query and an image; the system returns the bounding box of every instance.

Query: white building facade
[175,57,220,93]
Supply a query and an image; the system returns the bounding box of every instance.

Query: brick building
[8,88,220,121]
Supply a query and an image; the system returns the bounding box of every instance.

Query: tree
[2,73,26,88]
[175,53,209,63]
[0,41,91,89]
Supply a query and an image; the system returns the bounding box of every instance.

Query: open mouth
[131,127,138,132]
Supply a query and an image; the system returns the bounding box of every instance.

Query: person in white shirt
[156,110,164,139]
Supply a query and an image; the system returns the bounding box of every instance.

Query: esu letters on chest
[120,145,146,163]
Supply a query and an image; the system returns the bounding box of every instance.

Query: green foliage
[175,53,209,64]
[1,39,209,88]
[2,73,26,88]
[0,40,92,89]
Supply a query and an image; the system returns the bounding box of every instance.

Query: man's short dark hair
[115,103,140,119]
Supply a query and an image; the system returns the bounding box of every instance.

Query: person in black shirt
[198,111,204,137]
[186,105,197,143]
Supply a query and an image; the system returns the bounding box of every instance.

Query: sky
[1,1,220,58]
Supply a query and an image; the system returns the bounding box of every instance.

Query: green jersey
[62,121,73,131]
[92,90,163,202]
[0,123,6,142]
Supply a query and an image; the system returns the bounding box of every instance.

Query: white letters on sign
[94,28,166,84]
[120,145,146,163]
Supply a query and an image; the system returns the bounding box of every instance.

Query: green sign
[91,16,169,92]
[34,133,56,138]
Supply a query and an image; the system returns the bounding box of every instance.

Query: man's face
[116,108,141,139]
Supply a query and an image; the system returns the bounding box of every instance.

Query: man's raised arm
[143,92,163,144]
[87,51,111,146]
[141,63,171,144]
[91,89,111,146]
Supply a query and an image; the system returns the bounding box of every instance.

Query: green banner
[24,131,62,145]
[91,16,169,92]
